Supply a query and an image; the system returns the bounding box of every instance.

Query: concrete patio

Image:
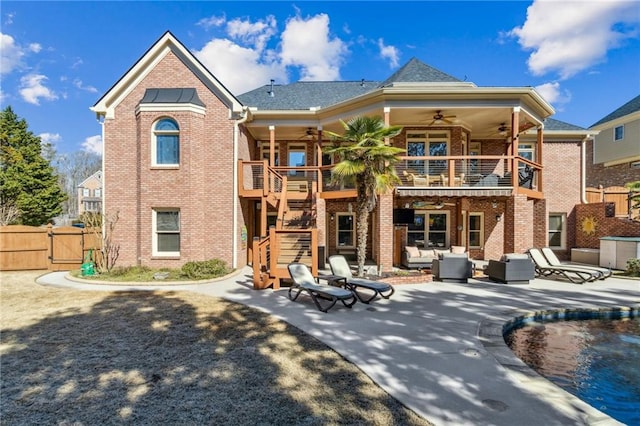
[38,270,639,426]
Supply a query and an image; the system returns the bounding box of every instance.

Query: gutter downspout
[581,135,591,204]
[232,107,249,269]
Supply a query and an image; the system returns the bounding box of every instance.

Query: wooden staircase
[253,173,319,290]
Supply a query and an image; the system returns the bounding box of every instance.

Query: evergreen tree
[0,106,66,225]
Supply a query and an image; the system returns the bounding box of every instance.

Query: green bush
[626,258,640,277]
[181,259,231,280]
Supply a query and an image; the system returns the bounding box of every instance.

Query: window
[336,213,355,248]
[468,142,481,175]
[94,189,101,197]
[407,131,449,175]
[407,211,449,248]
[468,213,483,248]
[288,144,306,176]
[82,188,90,197]
[614,125,624,141]
[153,118,180,166]
[260,143,279,166]
[153,209,180,256]
[548,213,566,249]
[518,143,535,163]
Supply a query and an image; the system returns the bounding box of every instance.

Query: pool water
[505,316,640,425]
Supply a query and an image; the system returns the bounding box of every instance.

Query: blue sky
[1,1,639,155]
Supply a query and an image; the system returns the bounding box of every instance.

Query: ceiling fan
[299,127,317,139]
[426,110,457,125]
[412,200,456,209]
[489,123,511,137]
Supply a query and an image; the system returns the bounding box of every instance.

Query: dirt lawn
[1,271,431,425]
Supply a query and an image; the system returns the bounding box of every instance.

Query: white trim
[137,103,206,115]
[468,212,484,249]
[152,208,181,257]
[151,117,180,167]
[548,213,566,250]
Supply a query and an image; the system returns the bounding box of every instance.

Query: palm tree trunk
[355,186,369,277]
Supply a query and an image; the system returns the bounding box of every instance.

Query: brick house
[91,31,595,284]
[587,94,640,187]
[77,171,102,215]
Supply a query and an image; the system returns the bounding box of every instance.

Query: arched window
[153,118,179,165]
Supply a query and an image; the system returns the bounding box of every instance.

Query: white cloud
[82,135,102,155]
[1,32,24,74]
[535,81,571,108]
[28,43,41,53]
[197,14,227,29]
[39,132,62,145]
[19,73,58,105]
[194,38,286,94]
[377,38,400,68]
[226,15,277,52]
[510,1,640,79]
[280,14,348,81]
[73,78,98,93]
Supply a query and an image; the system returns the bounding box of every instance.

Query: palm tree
[325,116,404,276]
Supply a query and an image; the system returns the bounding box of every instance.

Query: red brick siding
[575,203,640,248]
[104,51,238,268]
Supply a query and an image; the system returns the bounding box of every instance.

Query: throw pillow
[405,246,420,258]
[451,245,466,254]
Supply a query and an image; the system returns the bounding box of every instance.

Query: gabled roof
[238,80,379,110]
[590,94,640,127]
[78,171,102,188]
[91,31,242,119]
[543,118,586,131]
[378,57,461,87]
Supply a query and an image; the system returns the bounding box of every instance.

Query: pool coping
[478,305,639,426]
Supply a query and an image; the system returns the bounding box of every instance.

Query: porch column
[376,192,394,272]
[316,127,323,192]
[269,125,275,166]
[536,126,543,192]
[509,107,520,180]
[383,107,390,145]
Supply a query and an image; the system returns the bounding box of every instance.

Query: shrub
[181,259,231,280]
[626,258,640,277]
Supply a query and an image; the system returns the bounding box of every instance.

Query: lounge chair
[528,248,600,284]
[328,255,395,303]
[287,263,357,313]
[540,247,611,279]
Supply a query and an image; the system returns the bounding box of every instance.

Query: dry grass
[1,271,432,425]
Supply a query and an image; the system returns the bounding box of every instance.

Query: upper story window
[94,188,102,197]
[614,125,624,141]
[517,143,536,163]
[407,131,449,175]
[153,118,180,166]
[82,188,90,197]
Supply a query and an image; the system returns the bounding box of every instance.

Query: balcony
[239,155,543,200]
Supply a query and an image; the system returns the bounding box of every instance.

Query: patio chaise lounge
[528,248,601,284]
[287,263,357,313]
[328,255,395,303]
[540,247,611,279]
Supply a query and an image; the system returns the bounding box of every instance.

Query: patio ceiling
[243,105,539,142]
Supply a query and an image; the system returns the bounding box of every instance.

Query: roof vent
[268,79,275,97]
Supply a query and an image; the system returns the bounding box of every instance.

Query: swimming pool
[504,309,639,425]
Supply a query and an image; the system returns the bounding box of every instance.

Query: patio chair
[287,263,357,313]
[527,248,600,284]
[485,253,535,284]
[432,252,473,283]
[540,247,611,279]
[328,255,395,303]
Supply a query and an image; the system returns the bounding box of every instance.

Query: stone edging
[65,268,246,286]
[478,305,639,426]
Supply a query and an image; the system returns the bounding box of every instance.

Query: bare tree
[82,211,120,273]
[55,151,101,218]
[0,204,20,226]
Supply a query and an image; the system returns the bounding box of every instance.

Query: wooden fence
[0,224,101,271]
[585,186,635,217]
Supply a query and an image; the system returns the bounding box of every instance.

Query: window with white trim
[407,131,449,175]
[336,213,355,248]
[94,188,101,197]
[260,142,279,166]
[153,118,180,166]
[468,212,483,248]
[614,125,624,141]
[153,209,180,256]
[548,213,566,249]
[407,211,449,248]
[517,143,536,163]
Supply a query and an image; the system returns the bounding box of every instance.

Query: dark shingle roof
[140,88,205,106]
[590,95,640,127]
[543,118,586,131]
[237,57,462,110]
[238,80,379,110]
[379,57,461,87]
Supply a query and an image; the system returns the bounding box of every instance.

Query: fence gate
[49,226,85,271]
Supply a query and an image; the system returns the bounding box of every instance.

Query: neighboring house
[91,31,594,285]
[77,171,102,215]
[588,95,640,187]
